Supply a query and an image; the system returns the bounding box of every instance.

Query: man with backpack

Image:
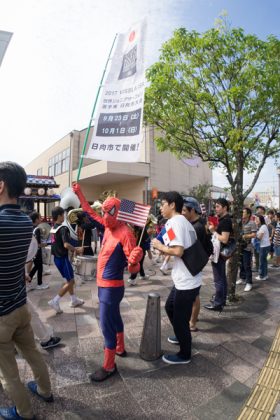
[182,197,213,331]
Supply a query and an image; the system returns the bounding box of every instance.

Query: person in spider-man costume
[72,183,143,382]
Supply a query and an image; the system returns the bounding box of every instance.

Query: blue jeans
[259,246,270,278]
[240,250,253,284]
[211,257,227,306]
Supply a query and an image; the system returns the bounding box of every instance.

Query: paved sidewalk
[2,258,279,419]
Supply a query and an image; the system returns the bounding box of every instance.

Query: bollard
[139,293,161,361]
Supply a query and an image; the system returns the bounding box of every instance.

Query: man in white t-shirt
[152,191,202,365]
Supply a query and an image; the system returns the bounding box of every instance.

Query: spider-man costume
[72,183,143,381]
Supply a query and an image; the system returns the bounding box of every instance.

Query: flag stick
[137,225,146,246]
[77,33,118,181]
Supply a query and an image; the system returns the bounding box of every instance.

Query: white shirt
[257,224,270,248]
[166,214,202,290]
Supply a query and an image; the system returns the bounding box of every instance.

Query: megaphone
[60,187,80,210]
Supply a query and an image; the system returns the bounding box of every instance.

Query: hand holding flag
[117,199,151,228]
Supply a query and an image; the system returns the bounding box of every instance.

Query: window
[48,148,70,176]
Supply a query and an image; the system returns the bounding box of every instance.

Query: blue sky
[0,0,279,194]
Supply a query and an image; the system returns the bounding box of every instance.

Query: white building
[25,126,212,213]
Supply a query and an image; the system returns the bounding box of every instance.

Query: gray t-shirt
[242,220,257,251]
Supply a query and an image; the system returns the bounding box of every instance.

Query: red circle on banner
[129,31,136,42]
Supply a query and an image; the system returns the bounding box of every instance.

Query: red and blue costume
[73,183,143,381]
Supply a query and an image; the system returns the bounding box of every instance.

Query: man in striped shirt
[0,162,53,420]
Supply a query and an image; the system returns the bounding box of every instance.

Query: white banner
[86,20,146,162]
[0,31,13,67]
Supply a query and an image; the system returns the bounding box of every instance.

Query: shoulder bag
[181,240,209,276]
[220,237,237,260]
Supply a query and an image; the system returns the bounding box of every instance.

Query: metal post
[139,293,161,361]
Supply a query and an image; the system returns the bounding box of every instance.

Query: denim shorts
[274,245,280,257]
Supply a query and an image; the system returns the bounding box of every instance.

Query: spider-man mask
[102,197,121,229]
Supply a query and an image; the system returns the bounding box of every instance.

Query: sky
[0,0,279,195]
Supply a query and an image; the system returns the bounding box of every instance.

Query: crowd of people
[0,160,278,419]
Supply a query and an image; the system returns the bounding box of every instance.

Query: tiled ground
[3,256,280,419]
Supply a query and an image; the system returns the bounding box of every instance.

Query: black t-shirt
[191,217,213,256]
[216,214,233,235]
[51,224,71,257]
[191,217,207,243]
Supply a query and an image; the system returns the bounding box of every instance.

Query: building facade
[25,126,212,213]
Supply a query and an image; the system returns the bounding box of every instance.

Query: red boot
[89,348,117,382]
[116,332,127,357]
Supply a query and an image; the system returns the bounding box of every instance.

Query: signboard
[86,20,146,162]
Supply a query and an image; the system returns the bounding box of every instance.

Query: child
[128,225,151,286]
[48,206,84,314]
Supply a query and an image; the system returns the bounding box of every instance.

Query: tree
[144,23,280,299]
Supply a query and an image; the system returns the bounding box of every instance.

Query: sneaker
[162,354,191,365]
[160,267,168,275]
[127,278,136,286]
[167,336,179,345]
[48,299,63,314]
[255,275,268,281]
[69,297,85,308]
[36,283,49,290]
[139,275,149,280]
[236,279,245,285]
[0,406,36,419]
[40,336,61,349]
[27,381,54,402]
[244,283,252,292]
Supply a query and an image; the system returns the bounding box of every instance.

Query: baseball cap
[183,196,202,214]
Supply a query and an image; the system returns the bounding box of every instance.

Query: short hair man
[182,197,211,331]
[0,162,53,420]
[152,191,202,364]
[205,198,233,311]
[256,205,266,216]
[236,208,257,292]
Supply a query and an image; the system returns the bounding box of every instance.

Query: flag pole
[76,33,118,182]
[137,225,146,247]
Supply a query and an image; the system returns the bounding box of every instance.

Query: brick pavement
[1,257,279,419]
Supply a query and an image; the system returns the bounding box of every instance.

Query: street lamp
[277,167,280,210]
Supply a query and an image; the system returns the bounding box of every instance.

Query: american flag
[117,199,151,227]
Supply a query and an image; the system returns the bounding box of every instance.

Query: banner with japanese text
[85,20,146,162]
